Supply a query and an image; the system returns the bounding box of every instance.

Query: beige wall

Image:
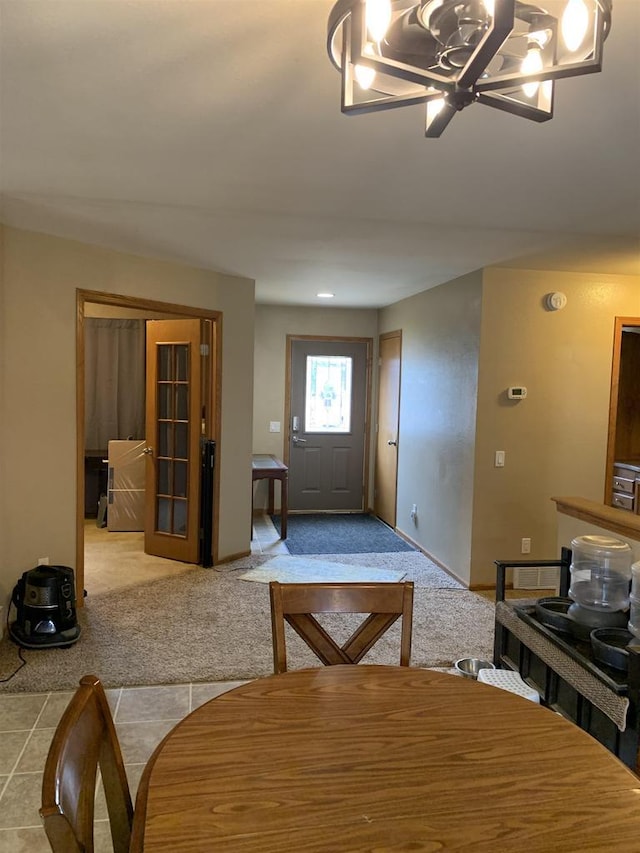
[471,270,640,586]
[378,269,640,589]
[0,226,255,606]
[253,304,378,509]
[379,273,484,585]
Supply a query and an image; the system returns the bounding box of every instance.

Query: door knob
[292,436,307,445]
[387,440,397,446]
[143,446,154,455]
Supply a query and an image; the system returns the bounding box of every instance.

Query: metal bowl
[454,658,496,680]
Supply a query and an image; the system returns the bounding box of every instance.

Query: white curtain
[84,319,145,450]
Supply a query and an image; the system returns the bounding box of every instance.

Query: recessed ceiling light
[317,292,334,299]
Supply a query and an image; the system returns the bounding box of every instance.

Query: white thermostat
[508,386,527,399]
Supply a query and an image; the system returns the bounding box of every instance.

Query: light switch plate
[269,421,281,433]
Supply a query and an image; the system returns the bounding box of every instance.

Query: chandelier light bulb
[562,0,590,52]
[355,43,377,90]
[528,28,551,48]
[521,45,544,98]
[365,0,392,43]
[355,63,376,89]
[429,98,446,117]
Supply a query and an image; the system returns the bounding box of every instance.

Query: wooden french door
[287,338,371,511]
[144,319,205,562]
[375,331,401,527]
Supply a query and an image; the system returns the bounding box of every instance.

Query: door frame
[605,316,640,503]
[76,289,222,602]
[284,334,373,511]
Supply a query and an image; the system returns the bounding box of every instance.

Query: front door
[374,331,401,527]
[287,338,370,511]
[144,319,204,562]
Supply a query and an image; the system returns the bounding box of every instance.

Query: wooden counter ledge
[552,496,640,541]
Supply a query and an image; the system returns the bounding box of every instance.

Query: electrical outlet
[521,538,531,555]
[37,556,49,565]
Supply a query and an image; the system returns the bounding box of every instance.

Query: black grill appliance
[9,565,81,649]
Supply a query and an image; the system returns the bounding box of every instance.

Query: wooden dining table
[131,665,640,852]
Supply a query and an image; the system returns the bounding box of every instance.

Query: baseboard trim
[215,549,251,565]
[393,528,468,589]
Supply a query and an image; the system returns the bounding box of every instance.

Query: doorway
[76,290,222,602]
[375,331,402,528]
[284,336,372,512]
[605,317,640,507]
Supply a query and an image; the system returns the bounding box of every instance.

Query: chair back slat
[270,581,414,673]
[40,674,133,853]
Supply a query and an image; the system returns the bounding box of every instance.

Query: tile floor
[0,679,250,852]
[0,515,285,851]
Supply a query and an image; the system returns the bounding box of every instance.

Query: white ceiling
[1,0,639,308]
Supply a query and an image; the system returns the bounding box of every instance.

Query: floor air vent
[513,566,561,591]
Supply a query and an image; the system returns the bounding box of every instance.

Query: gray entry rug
[271,513,416,554]
[0,554,490,693]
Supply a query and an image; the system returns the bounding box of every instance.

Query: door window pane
[158,459,171,495]
[175,384,189,421]
[175,345,189,381]
[158,346,172,381]
[174,461,187,497]
[304,355,352,433]
[158,423,172,457]
[175,422,188,459]
[158,384,172,419]
[173,499,187,535]
[157,497,172,533]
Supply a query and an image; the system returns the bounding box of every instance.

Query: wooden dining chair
[269,581,414,674]
[40,674,133,853]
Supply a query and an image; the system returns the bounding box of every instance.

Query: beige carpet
[0,553,492,693]
[237,555,407,584]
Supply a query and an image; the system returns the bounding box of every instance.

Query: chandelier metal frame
[327,0,612,137]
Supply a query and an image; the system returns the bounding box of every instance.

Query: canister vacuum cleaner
[9,565,81,649]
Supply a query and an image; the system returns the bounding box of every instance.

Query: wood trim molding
[393,527,467,588]
[76,289,223,602]
[604,316,640,504]
[552,495,640,541]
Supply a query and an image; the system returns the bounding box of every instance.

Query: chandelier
[327,0,612,137]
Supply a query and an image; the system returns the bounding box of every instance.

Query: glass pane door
[145,319,203,564]
[155,343,190,536]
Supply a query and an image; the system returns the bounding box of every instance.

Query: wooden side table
[251,454,288,539]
